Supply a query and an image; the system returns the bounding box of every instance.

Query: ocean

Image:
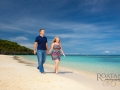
[19,55,120,74]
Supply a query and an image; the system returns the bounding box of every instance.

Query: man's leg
[41,50,46,72]
[37,50,44,73]
[42,50,46,64]
[37,51,40,69]
[37,53,39,69]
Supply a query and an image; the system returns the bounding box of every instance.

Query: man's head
[39,29,45,35]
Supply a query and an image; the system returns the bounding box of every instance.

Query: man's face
[40,30,45,35]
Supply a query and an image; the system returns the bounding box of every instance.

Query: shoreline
[17,55,96,78]
[11,55,120,87]
[0,55,120,90]
[16,55,120,77]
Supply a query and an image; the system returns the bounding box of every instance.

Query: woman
[49,36,65,74]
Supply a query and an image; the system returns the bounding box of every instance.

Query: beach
[0,55,120,90]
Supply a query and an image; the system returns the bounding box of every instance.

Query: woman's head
[52,36,60,43]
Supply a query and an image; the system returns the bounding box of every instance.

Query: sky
[0,0,120,55]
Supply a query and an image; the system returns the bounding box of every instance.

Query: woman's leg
[55,59,60,74]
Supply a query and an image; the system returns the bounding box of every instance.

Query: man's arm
[46,43,48,50]
[34,42,38,54]
[46,43,48,54]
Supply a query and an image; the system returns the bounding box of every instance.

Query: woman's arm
[49,43,54,54]
[60,43,65,57]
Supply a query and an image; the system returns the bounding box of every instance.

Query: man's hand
[34,50,37,55]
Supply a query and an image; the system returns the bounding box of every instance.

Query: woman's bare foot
[55,71,58,74]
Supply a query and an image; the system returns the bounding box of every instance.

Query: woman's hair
[52,36,60,43]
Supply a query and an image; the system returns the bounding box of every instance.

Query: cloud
[101,51,117,54]
[104,50,110,54]
[80,0,108,13]
[0,23,23,32]
[9,36,33,49]
[112,51,116,54]
[0,0,120,54]
[1,17,119,54]
[65,53,79,55]
[9,36,28,41]
[92,41,120,51]
[20,43,33,49]
[0,16,119,38]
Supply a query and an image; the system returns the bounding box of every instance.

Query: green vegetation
[0,39,33,55]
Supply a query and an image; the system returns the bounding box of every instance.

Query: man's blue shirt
[35,35,47,50]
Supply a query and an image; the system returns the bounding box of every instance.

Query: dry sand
[0,55,93,90]
[0,55,120,90]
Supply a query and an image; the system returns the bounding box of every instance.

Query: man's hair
[39,28,44,32]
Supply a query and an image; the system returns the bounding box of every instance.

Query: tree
[0,39,33,55]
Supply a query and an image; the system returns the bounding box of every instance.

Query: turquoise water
[19,55,120,74]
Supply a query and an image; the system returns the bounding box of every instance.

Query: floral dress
[51,44,61,60]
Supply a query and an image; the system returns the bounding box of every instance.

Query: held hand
[34,50,37,55]
[46,50,49,54]
[48,50,51,54]
[48,51,50,54]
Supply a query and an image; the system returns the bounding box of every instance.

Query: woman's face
[56,38,59,42]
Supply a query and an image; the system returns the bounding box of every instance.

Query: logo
[97,73,120,87]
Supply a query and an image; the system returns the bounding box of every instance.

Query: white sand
[0,55,93,90]
[0,55,120,90]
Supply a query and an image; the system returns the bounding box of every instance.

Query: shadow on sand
[45,71,73,74]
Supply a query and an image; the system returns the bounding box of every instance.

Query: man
[34,29,48,73]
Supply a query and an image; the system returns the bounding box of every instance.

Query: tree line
[0,39,34,55]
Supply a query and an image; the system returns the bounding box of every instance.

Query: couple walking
[34,29,65,74]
